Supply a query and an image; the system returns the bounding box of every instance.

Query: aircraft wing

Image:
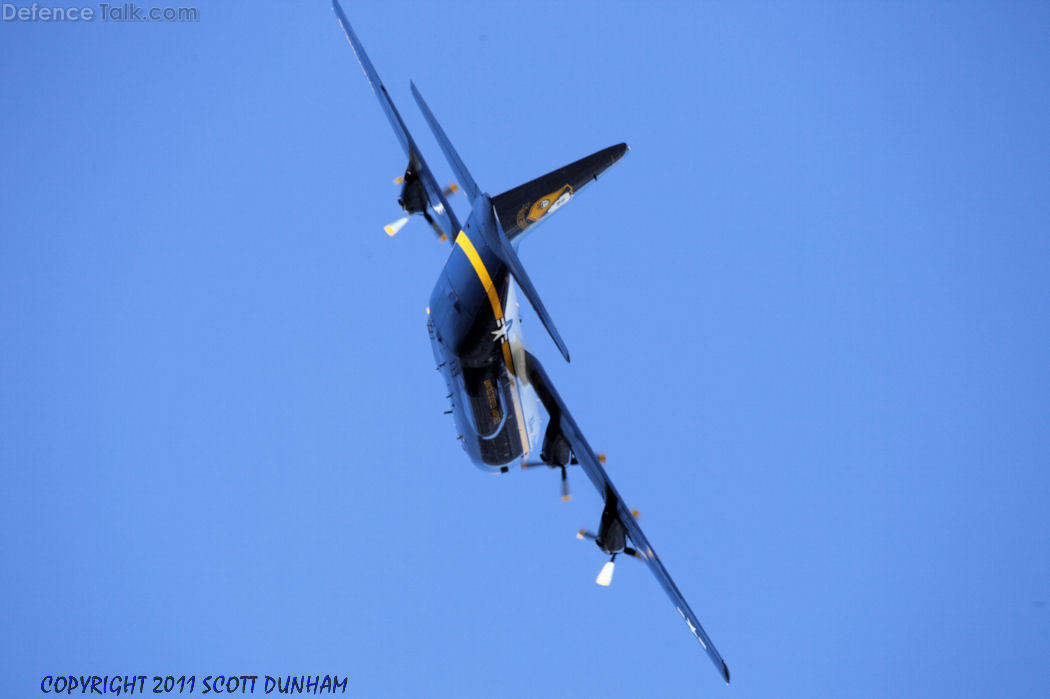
[526,356,731,684]
[332,0,460,239]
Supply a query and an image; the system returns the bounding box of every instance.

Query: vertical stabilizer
[492,144,627,243]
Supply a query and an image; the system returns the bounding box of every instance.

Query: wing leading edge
[331,0,460,241]
[526,355,731,684]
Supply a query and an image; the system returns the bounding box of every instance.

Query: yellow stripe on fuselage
[454,230,529,457]
[455,231,503,321]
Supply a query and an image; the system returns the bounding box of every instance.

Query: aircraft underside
[333,0,731,681]
[429,270,538,468]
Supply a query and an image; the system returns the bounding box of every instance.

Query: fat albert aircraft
[332,0,730,683]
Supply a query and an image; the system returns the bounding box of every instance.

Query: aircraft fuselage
[427,196,542,470]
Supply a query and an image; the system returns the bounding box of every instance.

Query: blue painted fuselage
[427,197,542,470]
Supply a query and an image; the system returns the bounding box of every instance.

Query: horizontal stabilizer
[411,82,480,202]
[492,143,628,243]
[479,203,571,362]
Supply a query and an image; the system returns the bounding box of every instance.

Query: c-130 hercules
[332,0,730,684]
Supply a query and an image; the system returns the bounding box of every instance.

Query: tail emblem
[517,184,573,229]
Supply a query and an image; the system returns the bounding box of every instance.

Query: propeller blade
[576,529,597,541]
[384,216,409,236]
[596,560,615,587]
[623,546,645,560]
[424,214,446,240]
[522,460,572,502]
[597,453,607,464]
[442,182,459,198]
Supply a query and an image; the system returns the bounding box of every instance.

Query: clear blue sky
[3,1,1049,697]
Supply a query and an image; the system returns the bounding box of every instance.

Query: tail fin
[492,144,628,243]
[411,82,480,202]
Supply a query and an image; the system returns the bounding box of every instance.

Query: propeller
[522,460,572,502]
[596,557,616,587]
[577,529,645,587]
[384,216,409,236]
[383,181,459,238]
[521,450,609,502]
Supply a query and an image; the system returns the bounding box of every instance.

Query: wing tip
[721,660,730,684]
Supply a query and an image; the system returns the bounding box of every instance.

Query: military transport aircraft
[332,0,730,684]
